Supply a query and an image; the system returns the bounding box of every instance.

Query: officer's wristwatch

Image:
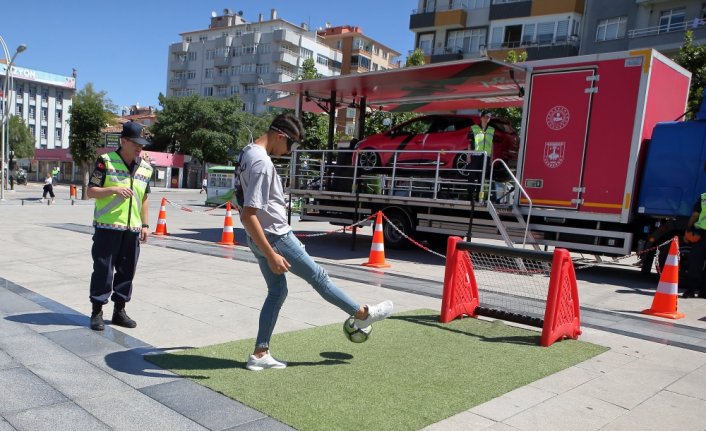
[141,224,149,228]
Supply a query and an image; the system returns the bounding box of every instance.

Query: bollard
[21,199,24,206]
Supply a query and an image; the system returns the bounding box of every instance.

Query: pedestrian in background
[42,173,55,204]
[682,192,706,298]
[236,113,393,371]
[200,177,208,194]
[86,121,153,331]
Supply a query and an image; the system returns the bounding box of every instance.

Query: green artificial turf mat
[147,309,608,431]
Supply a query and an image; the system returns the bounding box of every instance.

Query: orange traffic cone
[153,197,169,236]
[642,237,684,319]
[217,201,237,246]
[362,211,391,268]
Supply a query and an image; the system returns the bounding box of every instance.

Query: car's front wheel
[454,152,473,176]
[357,150,380,171]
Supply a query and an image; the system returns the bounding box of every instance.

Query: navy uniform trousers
[89,228,141,305]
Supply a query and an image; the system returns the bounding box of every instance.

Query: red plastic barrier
[540,248,582,347]
[440,236,479,323]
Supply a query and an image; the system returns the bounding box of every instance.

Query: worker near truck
[468,110,495,158]
[682,192,706,298]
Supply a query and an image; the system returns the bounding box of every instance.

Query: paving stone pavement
[1,185,705,430]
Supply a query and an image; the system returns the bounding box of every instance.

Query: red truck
[267,49,691,265]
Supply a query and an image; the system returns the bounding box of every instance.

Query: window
[217,87,229,97]
[29,86,36,98]
[56,128,62,140]
[490,27,503,48]
[256,64,269,74]
[41,108,48,120]
[596,17,627,41]
[300,47,313,59]
[15,104,22,116]
[199,35,208,42]
[203,87,213,97]
[29,125,35,136]
[42,88,49,101]
[56,110,62,122]
[555,20,569,42]
[187,70,196,79]
[537,22,554,44]
[56,90,63,100]
[468,0,490,7]
[351,55,371,69]
[447,28,487,54]
[230,85,239,95]
[418,33,434,55]
[206,50,215,59]
[185,36,192,43]
[29,106,35,119]
[522,23,535,45]
[187,52,197,61]
[205,68,214,78]
[659,8,685,33]
[257,43,271,53]
[40,126,47,138]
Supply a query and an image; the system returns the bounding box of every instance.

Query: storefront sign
[105,134,120,148]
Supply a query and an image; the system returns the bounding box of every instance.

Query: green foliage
[490,50,526,133]
[405,48,426,67]
[8,115,35,162]
[69,83,116,168]
[151,94,264,163]
[674,31,706,119]
[298,58,330,150]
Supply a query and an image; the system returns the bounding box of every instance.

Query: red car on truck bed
[354,114,519,176]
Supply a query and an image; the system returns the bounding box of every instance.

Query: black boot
[112,303,137,328]
[90,304,104,331]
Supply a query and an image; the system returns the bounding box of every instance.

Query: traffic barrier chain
[164,198,231,215]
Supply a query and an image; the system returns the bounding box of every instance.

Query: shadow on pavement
[6,312,84,327]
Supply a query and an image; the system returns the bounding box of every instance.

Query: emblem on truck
[543,142,565,168]
[546,106,570,131]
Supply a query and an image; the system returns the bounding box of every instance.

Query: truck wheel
[382,209,414,249]
[358,150,379,171]
[454,153,473,176]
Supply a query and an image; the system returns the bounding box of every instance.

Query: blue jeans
[248,231,360,349]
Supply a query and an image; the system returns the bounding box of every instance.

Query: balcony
[214,55,231,67]
[171,61,188,71]
[169,42,190,54]
[488,36,580,60]
[213,74,231,86]
[489,0,531,20]
[272,50,299,66]
[627,18,703,38]
[169,78,187,88]
[430,46,465,63]
[272,29,301,46]
[409,5,467,30]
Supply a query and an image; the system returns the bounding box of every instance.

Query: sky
[1,1,416,111]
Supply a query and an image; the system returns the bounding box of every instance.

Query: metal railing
[628,18,704,38]
[489,158,533,247]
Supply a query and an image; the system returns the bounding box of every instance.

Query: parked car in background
[354,114,519,177]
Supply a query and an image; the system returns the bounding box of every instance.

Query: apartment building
[0,63,75,181]
[317,25,401,136]
[409,0,584,62]
[166,8,343,114]
[580,0,706,56]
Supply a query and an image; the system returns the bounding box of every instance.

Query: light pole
[0,37,27,201]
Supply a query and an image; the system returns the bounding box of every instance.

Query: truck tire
[454,152,473,176]
[381,208,414,249]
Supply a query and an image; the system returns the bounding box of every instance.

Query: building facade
[409,0,584,62]
[0,63,75,181]
[166,8,343,114]
[580,0,706,56]
[317,25,401,136]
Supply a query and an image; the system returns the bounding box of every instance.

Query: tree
[69,83,116,199]
[150,94,257,164]
[490,50,527,133]
[297,58,330,150]
[405,48,426,67]
[7,115,34,170]
[674,30,706,119]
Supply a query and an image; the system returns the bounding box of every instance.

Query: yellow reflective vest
[470,124,494,157]
[696,193,706,231]
[93,152,153,232]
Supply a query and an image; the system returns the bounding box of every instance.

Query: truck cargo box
[518,50,690,223]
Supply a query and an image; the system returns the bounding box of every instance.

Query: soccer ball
[342,317,372,343]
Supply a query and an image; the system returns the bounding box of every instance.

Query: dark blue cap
[121,121,150,146]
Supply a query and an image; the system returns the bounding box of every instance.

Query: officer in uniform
[87,121,153,330]
[683,192,706,298]
[466,110,496,201]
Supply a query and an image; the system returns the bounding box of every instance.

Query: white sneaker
[246,352,287,371]
[354,300,393,328]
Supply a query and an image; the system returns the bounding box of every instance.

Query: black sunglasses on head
[270,126,299,150]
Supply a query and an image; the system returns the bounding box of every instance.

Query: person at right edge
[682,192,706,298]
[237,113,393,371]
[87,121,153,330]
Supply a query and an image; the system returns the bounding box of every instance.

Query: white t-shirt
[202,178,208,187]
[44,177,53,186]
[238,143,290,236]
